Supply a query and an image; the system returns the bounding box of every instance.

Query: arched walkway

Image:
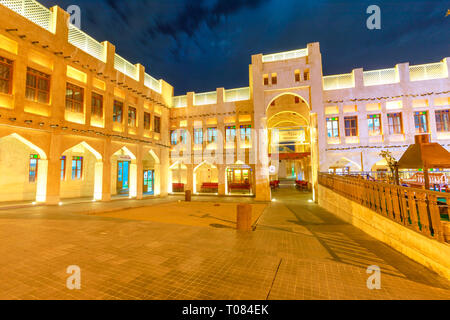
[0,133,48,203]
[266,93,312,184]
[169,161,187,193]
[193,161,218,194]
[111,146,137,197]
[60,142,103,201]
[143,149,161,196]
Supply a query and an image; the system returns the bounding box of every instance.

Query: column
[101,140,112,201]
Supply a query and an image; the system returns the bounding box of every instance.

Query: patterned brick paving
[0,189,449,300]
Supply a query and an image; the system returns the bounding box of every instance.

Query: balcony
[323,73,354,90]
[224,87,250,102]
[262,48,308,63]
[363,68,399,86]
[194,91,217,106]
[0,0,53,32]
[68,24,106,62]
[409,62,448,81]
[114,54,139,81]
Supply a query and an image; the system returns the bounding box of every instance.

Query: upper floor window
[226,126,236,142]
[91,92,103,118]
[303,70,310,81]
[128,106,137,127]
[414,111,428,133]
[154,116,161,133]
[263,74,269,86]
[171,129,186,145]
[0,56,13,94]
[240,125,252,142]
[194,128,203,144]
[29,154,39,183]
[170,130,178,145]
[387,113,402,134]
[344,116,358,137]
[271,73,277,85]
[207,127,217,143]
[113,100,123,123]
[66,83,84,113]
[295,70,301,82]
[326,117,339,138]
[367,114,381,135]
[26,68,50,103]
[144,112,151,130]
[435,109,450,132]
[72,156,83,180]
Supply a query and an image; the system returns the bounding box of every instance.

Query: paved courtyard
[0,188,449,300]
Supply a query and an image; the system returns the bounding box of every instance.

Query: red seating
[270,180,280,189]
[229,183,251,191]
[172,183,185,192]
[295,180,308,191]
[201,182,219,193]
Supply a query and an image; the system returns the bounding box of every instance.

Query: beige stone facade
[0,1,449,204]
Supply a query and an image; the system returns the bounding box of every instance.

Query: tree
[379,150,399,184]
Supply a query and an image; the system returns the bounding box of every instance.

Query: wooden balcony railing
[318,173,449,242]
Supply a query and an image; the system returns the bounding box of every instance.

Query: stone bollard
[236,204,252,231]
[185,190,191,202]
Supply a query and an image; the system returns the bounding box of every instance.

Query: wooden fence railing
[318,173,449,242]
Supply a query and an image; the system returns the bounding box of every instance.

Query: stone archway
[111,146,137,198]
[60,141,103,200]
[266,93,313,185]
[142,149,161,196]
[193,161,218,194]
[0,133,48,203]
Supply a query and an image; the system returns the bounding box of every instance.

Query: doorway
[117,160,130,194]
[143,169,154,195]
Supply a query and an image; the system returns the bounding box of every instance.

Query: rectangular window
[295,70,301,82]
[170,130,178,145]
[304,70,310,81]
[367,114,382,135]
[344,116,358,137]
[435,110,450,132]
[128,106,137,127]
[414,111,428,133]
[65,83,84,113]
[91,92,103,118]
[271,73,277,85]
[207,127,217,143]
[326,117,339,138]
[29,154,39,183]
[60,156,66,181]
[387,113,403,134]
[171,130,186,145]
[226,126,236,142]
[26,68,50,103]
[263,74,269,86]
[113,100,123,123]
[240,125,252,142]
[72,156,83,180]
[294,96,300,104]
[144,112,151,130]
[0,56,13,94]
[154,116,161,133]
[194,128,203,144]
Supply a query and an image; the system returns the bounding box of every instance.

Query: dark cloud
[149,0,271,39]
[38,0,450,95]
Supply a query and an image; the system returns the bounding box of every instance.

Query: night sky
[40,0,449,95]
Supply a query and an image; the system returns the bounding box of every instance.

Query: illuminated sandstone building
[0,0,448,204]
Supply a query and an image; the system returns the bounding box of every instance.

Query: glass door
[117,161,130,194]
[143,170,154,195]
